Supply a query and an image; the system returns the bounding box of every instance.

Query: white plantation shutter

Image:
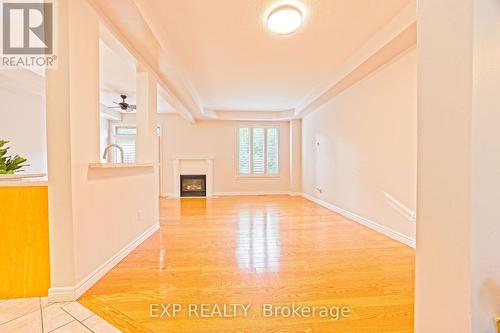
[112,126,136,163]
[266,127,279,174]
[238,128,250,174]
[237,126,279,176]
[115,139,136,163]
[252,127,265,174]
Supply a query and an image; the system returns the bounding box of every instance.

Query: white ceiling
[99,38,175,114]
[0,68,44,96]
[132,0,413,114]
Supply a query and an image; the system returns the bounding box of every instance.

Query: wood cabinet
[0,184,50,299]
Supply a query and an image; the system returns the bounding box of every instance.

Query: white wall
[471,1,500,331]
[289,119,302,194]
[0,79,46,174]
[302,48,417,242]
[46,0,159,296]
[149,114,290,195]
[415,1,500,331]
[414,1,473,330]
[99,116,110,162]
[160,115,290,195]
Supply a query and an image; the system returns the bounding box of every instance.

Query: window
[115,126,137,136]
[113,125,136,163]
[238,126,279,176]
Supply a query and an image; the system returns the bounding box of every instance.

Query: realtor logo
[2,2,53,54]
[1,1,57,68]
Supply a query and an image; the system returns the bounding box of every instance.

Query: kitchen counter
[0,179,50,299]
[0,173,48,187]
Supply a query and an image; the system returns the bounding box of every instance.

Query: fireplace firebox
[180,175,207,197]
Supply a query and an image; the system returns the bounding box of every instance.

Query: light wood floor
[79,196,415,333]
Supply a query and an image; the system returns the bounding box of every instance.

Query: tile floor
[0,297,121,333]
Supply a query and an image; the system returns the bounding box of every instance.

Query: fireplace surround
[173,156,214,198]
[180,174,207,197]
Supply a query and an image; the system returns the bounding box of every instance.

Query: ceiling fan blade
[129,105,137,110]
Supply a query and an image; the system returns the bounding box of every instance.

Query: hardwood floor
[79,195,415,333]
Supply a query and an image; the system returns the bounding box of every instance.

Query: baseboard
[214,191,291,196]
[48,222,160,302]
[47,287,75,302]
[383,191,417,222]
[301,193,416,248]
[162,191,294,198]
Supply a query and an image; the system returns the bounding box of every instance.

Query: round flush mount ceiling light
[267,5,303,35]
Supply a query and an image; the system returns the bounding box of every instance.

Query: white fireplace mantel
[173,155,215,161]
[173,156,214,197]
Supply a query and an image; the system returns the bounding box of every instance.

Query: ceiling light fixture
[267,4,303,35]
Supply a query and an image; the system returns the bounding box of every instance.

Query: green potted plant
[0,140,28,174]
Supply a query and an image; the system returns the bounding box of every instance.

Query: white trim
[0,180,48,187]
[48,222,160,302]
[88,163,155,169]
[173,155,215,160]
[100,104,122,121]
[214,191,290,196]
[300,193,416,248]
[0,173,47,180]
[46,287,75,302]
[383,192,417,222]
[157,124,164,197]
[163,191,291,198]
[295,2,416,118]
[235,175,281,180]
[173,158,214,197]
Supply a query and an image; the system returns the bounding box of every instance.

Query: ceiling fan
[108,94,136,112]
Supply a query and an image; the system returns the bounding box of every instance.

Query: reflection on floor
[0,297,120,332]
[79,195,415,333]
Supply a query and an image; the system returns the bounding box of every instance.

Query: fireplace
[180,175,207,197]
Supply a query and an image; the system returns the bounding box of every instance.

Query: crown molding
[295,3,417,118]
[88,0,196,124]
[204,108,295,121]
[131,0,206,119]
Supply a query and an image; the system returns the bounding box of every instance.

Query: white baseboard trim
[301,193,416,248]
[383,191,417,222]
[47,287,75,302]
[214,191,291,196]
[162,191,291,198]
[161,191,292,199]
[48,222,160,302]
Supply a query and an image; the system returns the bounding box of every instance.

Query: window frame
[111,124,137,164]
[114,125,137,136]
[236,125,281,178]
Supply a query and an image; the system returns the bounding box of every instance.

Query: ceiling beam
[87,0,196,124]
[294,2,417,118]
[207,108,295,121]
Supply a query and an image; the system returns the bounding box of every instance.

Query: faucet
[102,144,124,163]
